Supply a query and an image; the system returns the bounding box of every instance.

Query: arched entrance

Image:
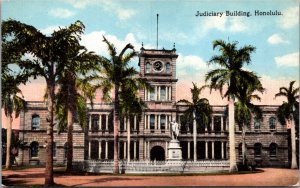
[150,146,165,161]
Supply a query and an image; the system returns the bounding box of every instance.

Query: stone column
[165,142,168,159]
[155,86,158,100]
[124,117,127,131]
[166,115,169,130]
[212,141,215,159]
[154,115,157,130]
[134,116,137,130]
[211,116,214,132]
[193,112,197,161]
[221,116,224,131]
[147,115,150,130]
[158,86,161,100]
[169,86,172,101]
[221,142,224,159]
[188,141,191,159]
[99,140,102,159]
[134,141,137,160]
[148,142,150,160]
[127,118,131,162]
[158,115,161,130]
[205,141,208,159]
[166,87,169,100]
[99,114,102,130]
[105,141,108,159]
[88,140,91,159]
[89,115,92,130]
[123,142,126,159]
[105,114,108,130]
[144,115,147,130]
[144,141,147,159]
[144,88,147,100]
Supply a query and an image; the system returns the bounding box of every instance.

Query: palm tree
[177,82,212,161]
[91,36,149,173]
[235,81,264,166]
[275,81,299,169]
[2,73,26,169]
[2,19,87,186]
[205,40,258,172]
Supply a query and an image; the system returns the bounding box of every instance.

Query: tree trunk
[290,117,297,169]
[5,116,13,169]
[66,109,73,172]
[228,97,237,172]
[241,124,246,166]
[45,82,55,186]
[193,111,197,161]
[127,117,130,162]
[113,85,120,174]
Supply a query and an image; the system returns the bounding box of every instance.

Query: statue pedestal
[167,139,182,161]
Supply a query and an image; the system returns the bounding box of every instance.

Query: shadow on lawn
[72,177,145,187]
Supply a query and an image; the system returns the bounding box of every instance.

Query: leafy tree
[235,80,264,166]
[91,36,149,173]
[177,82,212,161]
[275,81,299,169]
[2,19,87,186]
[205,40,257,172]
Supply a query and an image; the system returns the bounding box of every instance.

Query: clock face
[153,61,163,72]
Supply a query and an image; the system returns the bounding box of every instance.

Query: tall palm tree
[2,19,86,186]
[275,81,299,169]
[177,82,212,161]
[2,73,26,169]
[92,36,149,173]
[235,81,264,166]
[205,40,258,172]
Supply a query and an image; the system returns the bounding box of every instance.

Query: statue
[170,121,180,140]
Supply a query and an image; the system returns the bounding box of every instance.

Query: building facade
[16,47,290,168]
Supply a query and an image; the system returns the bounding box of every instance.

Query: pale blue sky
[2,0,299,104]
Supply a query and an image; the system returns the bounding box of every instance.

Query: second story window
[254,117,261,130]
[150,86,155,100]
[150,115,155,130]
[269,117,276,130]
[32,115,40,130]
[146,63,151,73]
[160,86,166,101]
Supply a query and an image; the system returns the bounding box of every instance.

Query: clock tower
[138,44,179,160]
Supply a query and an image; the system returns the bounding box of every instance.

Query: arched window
[166,63,171,73]
[146,63,151,73]
[32,115,40,130]
[269,143,277,157]
[150,86,155,100]
[269,117,276,130]
[64,142,68,159]
[254,143,262,157]
[30,141,39,158]
[254,117,261,130]
[52,142,56,158]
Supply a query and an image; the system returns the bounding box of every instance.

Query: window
[150,86,155,100]
[254,143,262,157]
[160,115,166,131]
[30,141,39,158]
[269,117,276,130]
[166,63,171,73]
[160,86,166,101]
[32,115,40,130]
[238,143,242,157]
[146,63,151,73]
[269,143,277,157]
[52,142,56,158]
[91,114,99,132]
[254,117,261,130]
[64,143,68,159]
[150,115,155,130]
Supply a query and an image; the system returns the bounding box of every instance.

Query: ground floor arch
[150,146,165,161]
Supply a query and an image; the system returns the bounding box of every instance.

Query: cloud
[48,8,75,18]
[228,17,247,32]
[62,0,97,9]
[279,7,299,29]
[202,16,227,31]
[274,52,299,67]
[40,25,62,36]
[267,34,289,45]
[102,1,136,20]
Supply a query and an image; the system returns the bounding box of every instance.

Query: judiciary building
[16,46,292,168]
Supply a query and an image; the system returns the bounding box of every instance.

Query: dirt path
[2,168,299,187]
